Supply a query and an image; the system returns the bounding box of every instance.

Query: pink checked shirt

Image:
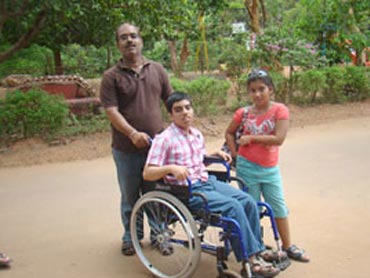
[146,123,209,185]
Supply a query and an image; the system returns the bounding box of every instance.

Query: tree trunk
[106,46,112,69]
[244,0,260,34]
[179,37,189,74]
[53,49,64,75]
[168,40,181,78]
[259,0,267,28]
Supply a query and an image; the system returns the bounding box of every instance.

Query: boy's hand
[170,165,189,181]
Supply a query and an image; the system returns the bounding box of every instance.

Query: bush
[294,69,327,105]
[343,66,370,101]
[171,76,231,116]
[322,66,347,103]
[0,89,69,142]
[0,44,53,79]
[269,71,288,103]
[60,113,111,137]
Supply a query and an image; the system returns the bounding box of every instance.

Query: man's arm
[105,106,150,148]
[143,164,189,181]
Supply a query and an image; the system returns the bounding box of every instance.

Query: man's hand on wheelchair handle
[130,131,151,148]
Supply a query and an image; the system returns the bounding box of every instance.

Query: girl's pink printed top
[234,102,289,167]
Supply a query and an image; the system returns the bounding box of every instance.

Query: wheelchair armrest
[142,179,190,205]
[203,155,226,164]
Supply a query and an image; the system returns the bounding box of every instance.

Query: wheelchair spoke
[131,191,201,278]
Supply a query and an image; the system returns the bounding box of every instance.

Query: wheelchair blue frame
[132,155,285,278]
[171,156,281,266]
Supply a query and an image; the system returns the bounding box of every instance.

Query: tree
[1,0,124,73]
[121,0,228,77]
[243,0,267,34]
[288,0,369,65]
[0,1,47,63]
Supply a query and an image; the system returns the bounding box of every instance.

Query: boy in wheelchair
[142,92,283,277]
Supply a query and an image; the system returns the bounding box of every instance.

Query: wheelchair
[130,156,287,278]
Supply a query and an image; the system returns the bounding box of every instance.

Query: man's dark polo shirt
[100,58,172,153]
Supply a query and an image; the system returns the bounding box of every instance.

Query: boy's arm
[143,164,189,181]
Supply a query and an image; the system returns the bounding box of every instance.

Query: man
[142,92,280,277]
[99,23,172,256]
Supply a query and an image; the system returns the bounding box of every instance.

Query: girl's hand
[239,135,253,146]
[216,150,233,164]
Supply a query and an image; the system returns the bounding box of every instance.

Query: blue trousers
[112,149,154,242]
[189,176,265,261]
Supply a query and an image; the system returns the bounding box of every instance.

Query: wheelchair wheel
[130,191,201,278]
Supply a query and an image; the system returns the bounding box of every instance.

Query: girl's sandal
[284,244,310,263]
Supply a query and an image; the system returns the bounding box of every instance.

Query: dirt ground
[1,100,370,278]
[1,100,370,168]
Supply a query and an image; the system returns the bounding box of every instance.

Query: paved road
[1,117,370,278]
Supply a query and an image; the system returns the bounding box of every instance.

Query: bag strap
[235,106,250,135]
[241,106,249,122]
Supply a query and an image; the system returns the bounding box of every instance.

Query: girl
[225,69,310,263]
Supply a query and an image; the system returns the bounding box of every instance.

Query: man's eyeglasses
[247,69,268,79]
[118,33,139,41]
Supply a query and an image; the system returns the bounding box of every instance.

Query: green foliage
[288,66,370,105]
[171,76,231,116]
[219,38,250,78]
[0,44,53,79]
[288,0,370,65]
[122,0,228,42]
[62,44,111,78]
[170,77,188,93]
[36,1,124,49]
[269,70,288,103]
[343,66,370,101]
[145,41,171,70]
[295,69,327,105]
[59,114,110,137]
[322,66,348,103]
[0,89,69,142]
[252,26,327,70]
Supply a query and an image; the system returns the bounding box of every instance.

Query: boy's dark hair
[165,91,192,113]
[247,68,276,91]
